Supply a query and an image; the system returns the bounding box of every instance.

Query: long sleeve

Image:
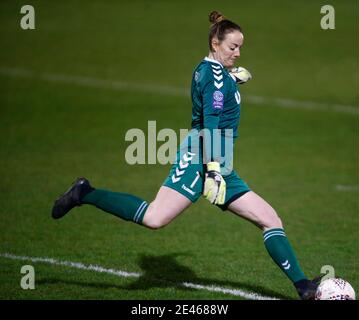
[201,76,224,164]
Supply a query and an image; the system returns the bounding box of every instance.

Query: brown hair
[208,11,242,52]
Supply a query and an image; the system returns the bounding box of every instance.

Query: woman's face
[212,31,244,68]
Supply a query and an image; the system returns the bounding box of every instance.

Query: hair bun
[209,11,226,24]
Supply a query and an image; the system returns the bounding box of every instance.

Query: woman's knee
[143,217,168,230]
[141,205,169,230]
[140,190,190,229]
[260,208,283,230]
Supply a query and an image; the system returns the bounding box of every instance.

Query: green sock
[263,228,307,283]
[82,189,148,225]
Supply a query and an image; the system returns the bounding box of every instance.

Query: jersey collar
[204,57,224,68]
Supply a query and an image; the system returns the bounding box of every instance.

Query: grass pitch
[0,0,358,300]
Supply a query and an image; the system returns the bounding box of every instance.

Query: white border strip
[0,252,279,300]
[1,67,358,115]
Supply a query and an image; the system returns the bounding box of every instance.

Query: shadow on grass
[123,253,293,300]
[38,253,294,300]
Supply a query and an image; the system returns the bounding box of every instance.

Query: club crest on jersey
[213,90,224,102]
[213,90,224,109]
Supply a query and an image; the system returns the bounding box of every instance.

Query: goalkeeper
[52,10,319,299]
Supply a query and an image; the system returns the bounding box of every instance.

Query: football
[315,278,356,300]
[230,67,252,84]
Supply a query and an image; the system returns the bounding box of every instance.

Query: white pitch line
[0,66,358,116]
[0,67,188,97]
[0,252,279,300]
[335,185,359,191]
[0,252,141,278]
[182,282,278,301]
[246,95,359,115]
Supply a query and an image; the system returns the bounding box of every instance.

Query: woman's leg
[52,178,192,229]
[84,185,192,229]
[142,186,193,229]
[227,191,283,231]
[227,191,316,298]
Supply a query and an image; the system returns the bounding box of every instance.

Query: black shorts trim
[216,190,251,211]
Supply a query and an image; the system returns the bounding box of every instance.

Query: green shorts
[162,148,251,211]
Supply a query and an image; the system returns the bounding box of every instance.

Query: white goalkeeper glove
[203,162,226,205]
[230,67,252,84]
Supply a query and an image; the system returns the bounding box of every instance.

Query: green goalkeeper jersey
[190,57,241,166]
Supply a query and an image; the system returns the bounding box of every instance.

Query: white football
[230,67,252,84]
[315,278,356,300]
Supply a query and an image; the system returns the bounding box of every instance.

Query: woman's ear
[211,38,219,52]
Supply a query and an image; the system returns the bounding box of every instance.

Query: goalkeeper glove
[203,162,226,205]
[230,66,252,84]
